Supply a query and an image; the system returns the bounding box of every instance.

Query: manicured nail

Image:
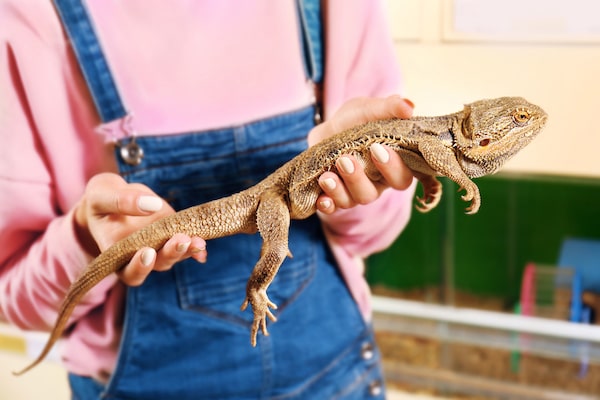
[191,245,207,264]
[338,157,355,174]
[322,178,336,191]
[319,199,332,210]
[176,241,191,253]
[138,196,163,212]
[191,245,206,254]
[141,248,156,267]
[371,143,390,164]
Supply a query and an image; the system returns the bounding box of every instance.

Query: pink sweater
[0,0,414,379]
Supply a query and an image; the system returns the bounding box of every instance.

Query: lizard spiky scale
[14,97,547,375]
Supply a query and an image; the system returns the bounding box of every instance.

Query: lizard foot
[240,289,278,347]
[415,190,442,213]
[415,176,442,213]
[458,184,481,214]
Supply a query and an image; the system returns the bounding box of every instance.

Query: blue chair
[558,238,600,297]
[557,238,599,377]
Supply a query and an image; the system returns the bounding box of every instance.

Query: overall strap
[296,0,324,85]
[53,0,127,123]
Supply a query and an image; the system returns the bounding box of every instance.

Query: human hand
[307,95,415,214]
[74,173,207,286]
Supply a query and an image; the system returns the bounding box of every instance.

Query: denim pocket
[174,218,318,330]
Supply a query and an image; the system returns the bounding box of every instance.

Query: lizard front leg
[418,139,481,214]
[240,189,291,346]
[395,149,443,213]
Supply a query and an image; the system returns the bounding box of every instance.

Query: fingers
[119,234,207,286]
[87,173,167,217]
[369,143,413,191]
[317,144,413,214]
[119,248,156,287]
[319,156,378,209]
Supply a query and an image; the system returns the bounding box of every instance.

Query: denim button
[361,341,374,360]
[369,380,383,396]
[119,139,144,166]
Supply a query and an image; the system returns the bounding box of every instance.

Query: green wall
[366,173,600,305]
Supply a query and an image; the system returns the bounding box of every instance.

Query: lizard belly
[395,148,438,176]
[289,180,320,220]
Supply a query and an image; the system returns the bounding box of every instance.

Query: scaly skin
[14,97,547,375]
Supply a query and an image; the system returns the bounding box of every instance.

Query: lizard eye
[513,109,531,125]
[479,138,490,147]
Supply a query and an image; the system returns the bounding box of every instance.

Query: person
[0,1,416,398]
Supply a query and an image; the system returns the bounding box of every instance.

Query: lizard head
[456,97,547,177]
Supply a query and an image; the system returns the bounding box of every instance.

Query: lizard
[14,96,547,375]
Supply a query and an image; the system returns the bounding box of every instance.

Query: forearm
[0,205,116,331]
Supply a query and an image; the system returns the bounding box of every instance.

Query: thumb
[86,173,165,216]
[95,188,165,216]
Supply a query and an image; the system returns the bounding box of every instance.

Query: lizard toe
[242,289,278,347]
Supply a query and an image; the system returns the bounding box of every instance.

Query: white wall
[386,0,600,177]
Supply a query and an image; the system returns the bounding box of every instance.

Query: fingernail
[191,245,206,254]
[191,246,207,264]
[176,241,191,253]
[403,98,415,109]
[338,157,355,174]
[319,199,332,210]
[322,178,336,191]
[138,196,163,212]
[371,143,390,164]
[141,248,156,267]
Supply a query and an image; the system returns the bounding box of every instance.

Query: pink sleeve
[320,183,416,317]
[0,3,116,331]
[0,204,118,330]
[319,0,413,255]
[317,0,416,316]
[323,0,405,116]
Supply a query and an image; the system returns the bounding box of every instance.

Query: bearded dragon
[14,96,547,375]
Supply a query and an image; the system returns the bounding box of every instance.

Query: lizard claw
[465,197,480,214]
[415,190,441,213]
[415,176,442,213]
[458,184,480,214]
[240,289,278,347]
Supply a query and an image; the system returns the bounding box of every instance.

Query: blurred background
[367,0,600,398]
[2,1,600,398]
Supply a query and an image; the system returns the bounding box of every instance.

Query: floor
[1,351,449,399]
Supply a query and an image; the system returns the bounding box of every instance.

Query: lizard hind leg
[241,190,292,346]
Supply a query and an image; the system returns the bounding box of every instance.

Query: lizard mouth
[461,109,547,175]
[483,110,547,156]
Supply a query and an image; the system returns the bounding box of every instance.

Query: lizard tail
[12,292,80,376]
[12,244,140,376]
[13,191,257,375]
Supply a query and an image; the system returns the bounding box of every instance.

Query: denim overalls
[53,1,385,398]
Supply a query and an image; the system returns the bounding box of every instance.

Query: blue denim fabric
[52,0,127,122]
[296,0,323,83]
[55,1,385,398]
[69,106,386,399]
